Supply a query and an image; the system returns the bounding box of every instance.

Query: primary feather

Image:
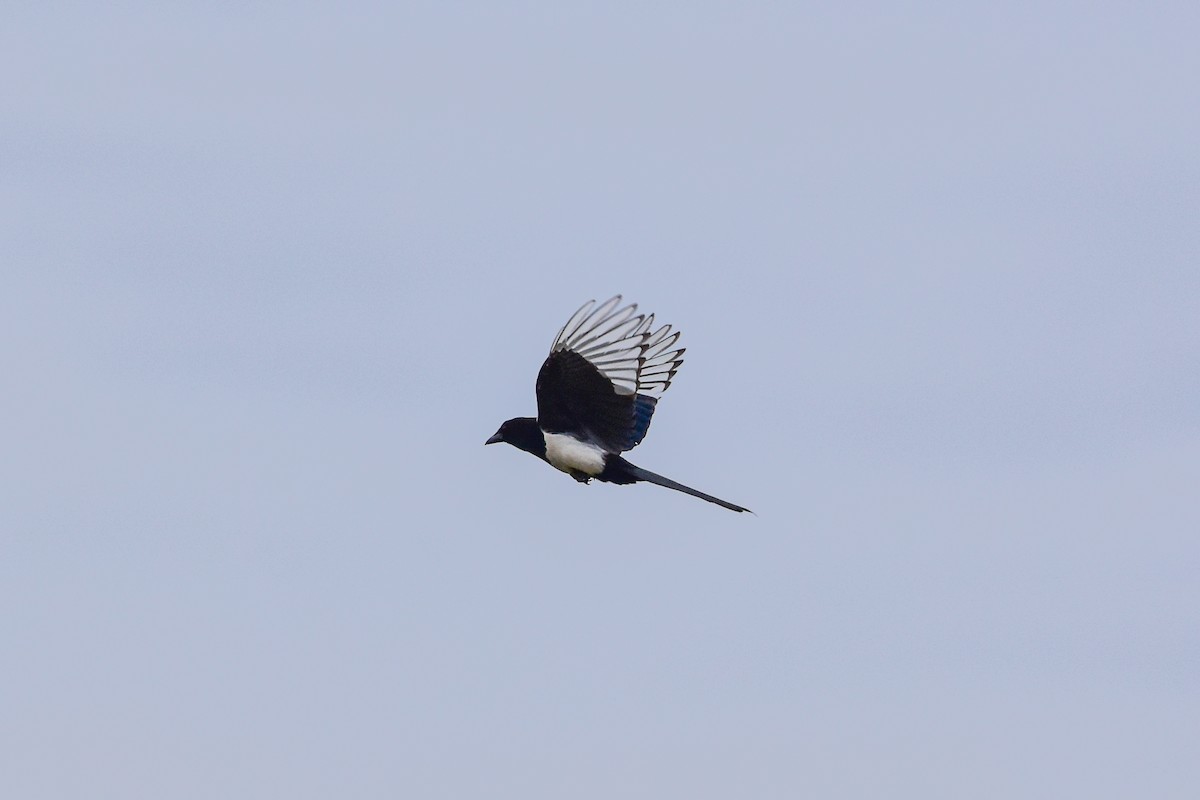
[549,296,685,397]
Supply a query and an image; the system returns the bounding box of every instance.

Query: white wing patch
[550,295,685,396]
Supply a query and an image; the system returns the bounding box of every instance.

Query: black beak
[485,432,504,445]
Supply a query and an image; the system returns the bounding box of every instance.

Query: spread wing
[535,296,685,453]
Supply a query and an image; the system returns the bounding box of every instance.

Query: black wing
[536,350,659,452]
[535,296,684,453]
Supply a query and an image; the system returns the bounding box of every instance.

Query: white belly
[544,432,607,476]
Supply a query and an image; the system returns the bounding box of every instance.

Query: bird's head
[485,417,543,453]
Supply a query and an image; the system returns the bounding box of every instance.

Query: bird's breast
[543,432,607,477]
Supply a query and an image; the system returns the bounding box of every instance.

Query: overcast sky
[3,2,1198,798]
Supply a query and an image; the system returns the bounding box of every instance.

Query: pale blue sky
[3,3,1198,798]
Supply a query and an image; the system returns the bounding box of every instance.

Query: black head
[485,417,546,457]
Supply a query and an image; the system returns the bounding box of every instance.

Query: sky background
[3,2,1198,797]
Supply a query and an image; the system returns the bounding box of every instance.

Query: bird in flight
[486,296,750,513]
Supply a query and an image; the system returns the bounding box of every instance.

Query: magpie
[486,296,750,513]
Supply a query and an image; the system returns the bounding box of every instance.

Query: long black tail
[606,458,751,513]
